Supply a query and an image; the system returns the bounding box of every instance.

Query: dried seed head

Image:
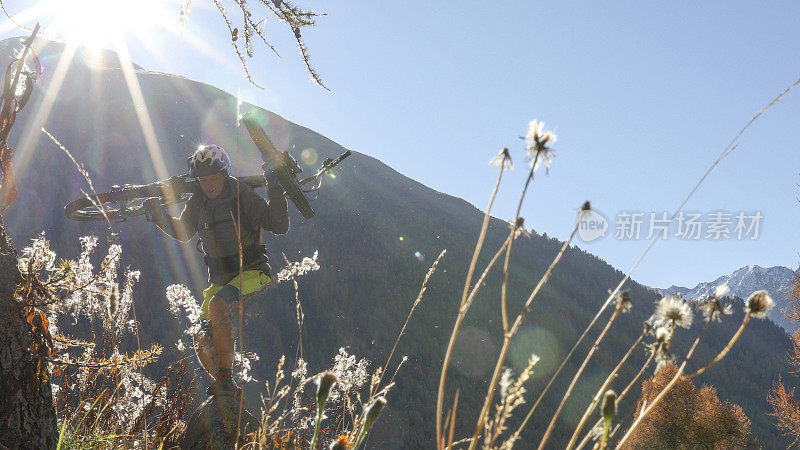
[642,315,659,335]
[714,284,730,299]
[316,371,338,407]
[601,390,616,421]
[524,120,557,173]
[614,290,632,313]
[746,290,775,319]
[655,295,693,329]
[508,217,530,238]
[699,298,732,323]
[489,147,513,169]
[650,326,674,365]
[655,326,670,344]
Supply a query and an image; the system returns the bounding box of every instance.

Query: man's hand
[262,163,285,197]
[143,197,163,222]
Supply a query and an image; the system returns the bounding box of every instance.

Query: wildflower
[234,351,259,383]
[166,284,202,336]
[699,298,732,322]
[489,147,514,169]
[18,232,57,274]
[276,250,320,282]
[523,120,556,173]
[714,284,730,299]
[329,347,370,404]
[499,368,513,399]
[292,358,308,380]
[746,290,775,319]
[654,295,693,329]
[614,290,632,313]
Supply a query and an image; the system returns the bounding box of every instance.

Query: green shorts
[200,270,271,320]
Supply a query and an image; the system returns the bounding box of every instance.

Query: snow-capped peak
[660,265,797,333]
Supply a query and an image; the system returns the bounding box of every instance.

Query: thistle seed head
[649,326,673,365]
[508,217,530,238]
[489,147,513,169]
[699,298,732,323]
[655,295,693,329]
[524,120,556,173]
[614,290,632,313]
[655,326,671,344]
[643,316,658,335]
[714,284,730,299]
[746,290,775,319]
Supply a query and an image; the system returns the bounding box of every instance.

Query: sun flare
[39,0,178,48]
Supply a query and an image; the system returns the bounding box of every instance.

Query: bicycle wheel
[64,183,178,221]
[65,175,266,221]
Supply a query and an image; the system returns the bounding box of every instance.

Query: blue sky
[1,0,798,288]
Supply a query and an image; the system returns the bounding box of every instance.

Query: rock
[181,391,258,450]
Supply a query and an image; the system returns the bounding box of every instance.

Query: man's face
[198,172,226,198]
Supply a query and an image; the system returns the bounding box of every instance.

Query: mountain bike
[64,150,350,221]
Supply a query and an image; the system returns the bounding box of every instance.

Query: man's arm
[242,176,289,235]
[146,199,198,242]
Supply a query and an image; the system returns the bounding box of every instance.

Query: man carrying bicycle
[146,144,288,395]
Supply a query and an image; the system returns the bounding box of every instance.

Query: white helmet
[188,144,231,177]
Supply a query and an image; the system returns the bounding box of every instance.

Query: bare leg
[194,332,219,378]
[208,295,235,377]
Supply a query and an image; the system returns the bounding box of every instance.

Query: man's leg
[193,329,219,377]
[209,294,238,383]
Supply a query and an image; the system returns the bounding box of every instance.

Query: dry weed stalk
[567,309,646,449]
[536,288,630,449]
[437,148,511,446]
[469,208,583,449]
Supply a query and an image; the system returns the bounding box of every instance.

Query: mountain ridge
[661,264,797,333]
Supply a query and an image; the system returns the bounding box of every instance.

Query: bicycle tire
[64,183,167,221]
[242,114,315,219]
